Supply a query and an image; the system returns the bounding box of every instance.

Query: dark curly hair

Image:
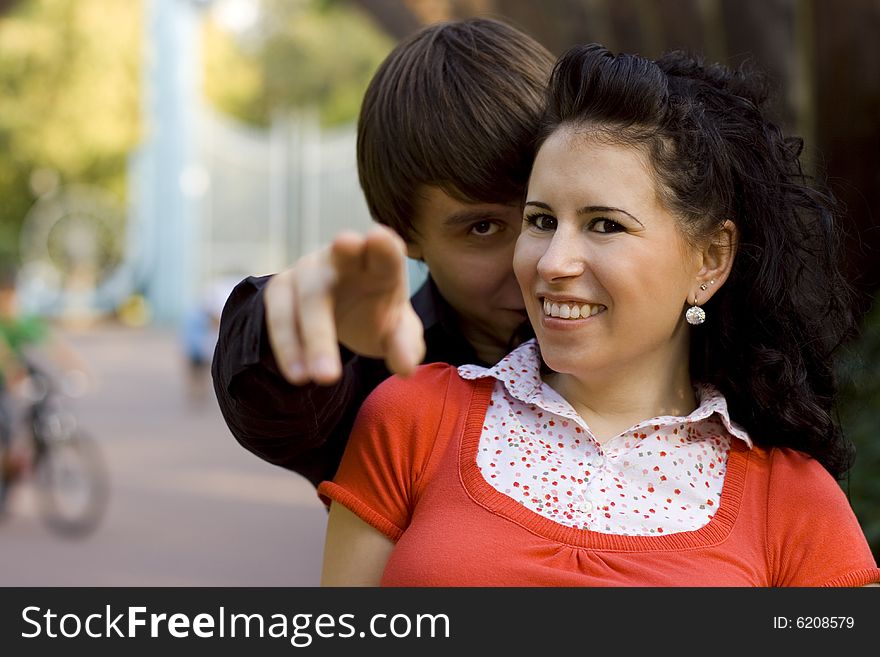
[537,44,857,479]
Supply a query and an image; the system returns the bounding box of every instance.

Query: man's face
[406,186,528,362]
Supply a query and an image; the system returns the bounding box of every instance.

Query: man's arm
[211,227,426,486]
[212,276,379,485]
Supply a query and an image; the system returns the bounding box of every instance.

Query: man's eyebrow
[525,201,643,227]
[442,208,510,227]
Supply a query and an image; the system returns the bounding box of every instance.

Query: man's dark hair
[357,17,554,241]
[538,44,857,479]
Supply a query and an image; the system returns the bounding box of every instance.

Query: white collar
[459,339,753,447]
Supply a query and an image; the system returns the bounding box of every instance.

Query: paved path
[0,323,327,586]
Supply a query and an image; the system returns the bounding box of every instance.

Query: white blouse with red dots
[458,340,753,536]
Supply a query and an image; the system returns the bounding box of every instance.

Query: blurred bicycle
[0,356,109,537]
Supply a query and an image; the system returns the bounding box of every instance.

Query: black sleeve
[211,275,391,487]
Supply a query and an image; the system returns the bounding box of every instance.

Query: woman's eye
[524,214,557,231]
[591,218,624,233]
[470,221,501,236]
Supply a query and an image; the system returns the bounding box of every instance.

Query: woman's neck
[544,354,697,445]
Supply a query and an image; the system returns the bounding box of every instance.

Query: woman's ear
[692,220,738,303]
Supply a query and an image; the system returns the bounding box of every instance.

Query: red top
[318,364,880,586]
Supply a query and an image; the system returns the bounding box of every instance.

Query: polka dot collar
[458,339,752,448]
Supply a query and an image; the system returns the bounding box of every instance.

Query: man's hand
[264,226,426,385]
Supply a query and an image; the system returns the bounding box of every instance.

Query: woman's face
[513,128,702,382]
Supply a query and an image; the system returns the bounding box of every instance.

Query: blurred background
[0,0,878,585]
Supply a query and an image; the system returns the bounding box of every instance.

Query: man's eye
[470,221,501,236]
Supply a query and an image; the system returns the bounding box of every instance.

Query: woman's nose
[536,233,585,282]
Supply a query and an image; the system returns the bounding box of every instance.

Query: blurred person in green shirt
[0,267,94,508]
[0,274,48,381]
[0,263,48,481]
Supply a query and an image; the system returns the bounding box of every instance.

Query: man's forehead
[414,185,521,228]
[442,205,521,227]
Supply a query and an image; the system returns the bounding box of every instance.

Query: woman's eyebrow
[577,206,644,227]
[525,201,644,227]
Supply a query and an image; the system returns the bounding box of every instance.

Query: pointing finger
[294,258,343,385]
[264,272,308,385]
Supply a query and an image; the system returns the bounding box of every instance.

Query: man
[0,265,47,496]
[212,18,554,488]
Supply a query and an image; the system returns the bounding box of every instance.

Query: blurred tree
[202,0,394,127]
[0,0,141,264]
[0,0,392,266]
[0,0,21,16]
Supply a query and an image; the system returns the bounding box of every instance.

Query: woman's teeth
[542,299,604,319]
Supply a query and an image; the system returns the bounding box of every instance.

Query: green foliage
[0,0,390,264]
[202,0,393,127]
[837,298,880,560]
[0,0,141,261]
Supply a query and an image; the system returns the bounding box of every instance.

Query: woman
[317,45,880,586]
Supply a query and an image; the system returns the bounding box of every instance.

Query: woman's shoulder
[356,362,483,435]
[751,447,877,586]
[745,445,848,512]
[765,445,836,480]
[336,362,485,511]
[743,443,836,482]
[366,362,479,407]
